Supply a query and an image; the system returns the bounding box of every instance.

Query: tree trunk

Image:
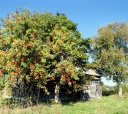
[55,84,59,104]
[118,84,122,96]
[37,88,40,104]
[117,77,122,97]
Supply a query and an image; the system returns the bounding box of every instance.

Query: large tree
[92,22,128,96]
[0,8,91,103]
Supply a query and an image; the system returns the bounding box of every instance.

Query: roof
[84,69,102,77]
[76,67,102,77]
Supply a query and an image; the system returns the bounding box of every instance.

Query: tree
[92,22,128,96]
[0,8,91,103]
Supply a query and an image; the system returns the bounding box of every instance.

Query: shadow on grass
[60,99,87,106]
[102,90,116,96]
[0,96,89,109]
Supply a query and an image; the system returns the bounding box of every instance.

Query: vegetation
[92,22,128,96]
[102,85,115,96]
[0,8,128,114]
[114,82,128,95]
[0,95,128,114]
[0,8,92,103]
[101,81,128,96]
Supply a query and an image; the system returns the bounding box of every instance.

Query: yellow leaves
[20,75,24,79]
[7,61,11,67]
[7,54,11,57]
[0,51,5,56]
[12,27,15,30]
[30,34,35,38]
[54,39,64,47]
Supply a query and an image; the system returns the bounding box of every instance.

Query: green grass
[0,95,128,114]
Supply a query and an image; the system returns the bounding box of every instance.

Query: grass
[0,95,128,114]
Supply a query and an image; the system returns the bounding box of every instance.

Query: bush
[114,85,118,94]
[0,8,92,103]
[102,85,115,96]
[122,83,128,94]
[113,83,128,95]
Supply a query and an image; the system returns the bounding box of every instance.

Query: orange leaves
[15,62,18,66]
[11,62,14,65]
[20,75,24,79]
[52,62,57,65]
[12,80,16,83]
[21,49,24,52]
[73,81,76,85]
[61,75,66,81]
[23,41,26,45]
[31,34,35,38]
[55,39,64,46]
[1,58,4,62]
[4,42,6,44]
[0,51,5,56]
[30,44,32,47]
[51,44,53,48]
[50,77,55,80]
[26,32,28,36]
[13,13,16,18]
[12,76,16,79]
[57,49,62,54]
[69,69,73,73]
[22,58,24,62]
[0,8,85,96]
[8,54,11,57]
[33,38,36,42]
[43,72,46,75]
[1,69,5,72]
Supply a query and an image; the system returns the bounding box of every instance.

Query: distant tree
[101,81,104,86]
[92,22,128,96]
[0,8,92,103]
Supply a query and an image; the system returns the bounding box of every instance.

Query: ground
[0,95,128,114]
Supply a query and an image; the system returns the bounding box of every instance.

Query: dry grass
[0,95,128,114]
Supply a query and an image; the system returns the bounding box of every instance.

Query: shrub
[102,85,115,96]
[113,83,128,95]
[122,83,128,94]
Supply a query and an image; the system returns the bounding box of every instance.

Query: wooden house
[81,69,102,100]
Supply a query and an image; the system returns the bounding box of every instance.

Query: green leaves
[93,21,128,83]
[0,8,91,97]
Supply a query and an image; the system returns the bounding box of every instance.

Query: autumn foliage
[0,8,91,99]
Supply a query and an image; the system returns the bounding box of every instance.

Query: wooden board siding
[81,78,102,100]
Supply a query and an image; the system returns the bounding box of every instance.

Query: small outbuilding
[81,69,102,100]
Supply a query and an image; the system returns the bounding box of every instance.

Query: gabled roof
[76,67,102,77]
[84,69,102,77]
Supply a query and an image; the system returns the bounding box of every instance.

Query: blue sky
[0,0,127,86]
